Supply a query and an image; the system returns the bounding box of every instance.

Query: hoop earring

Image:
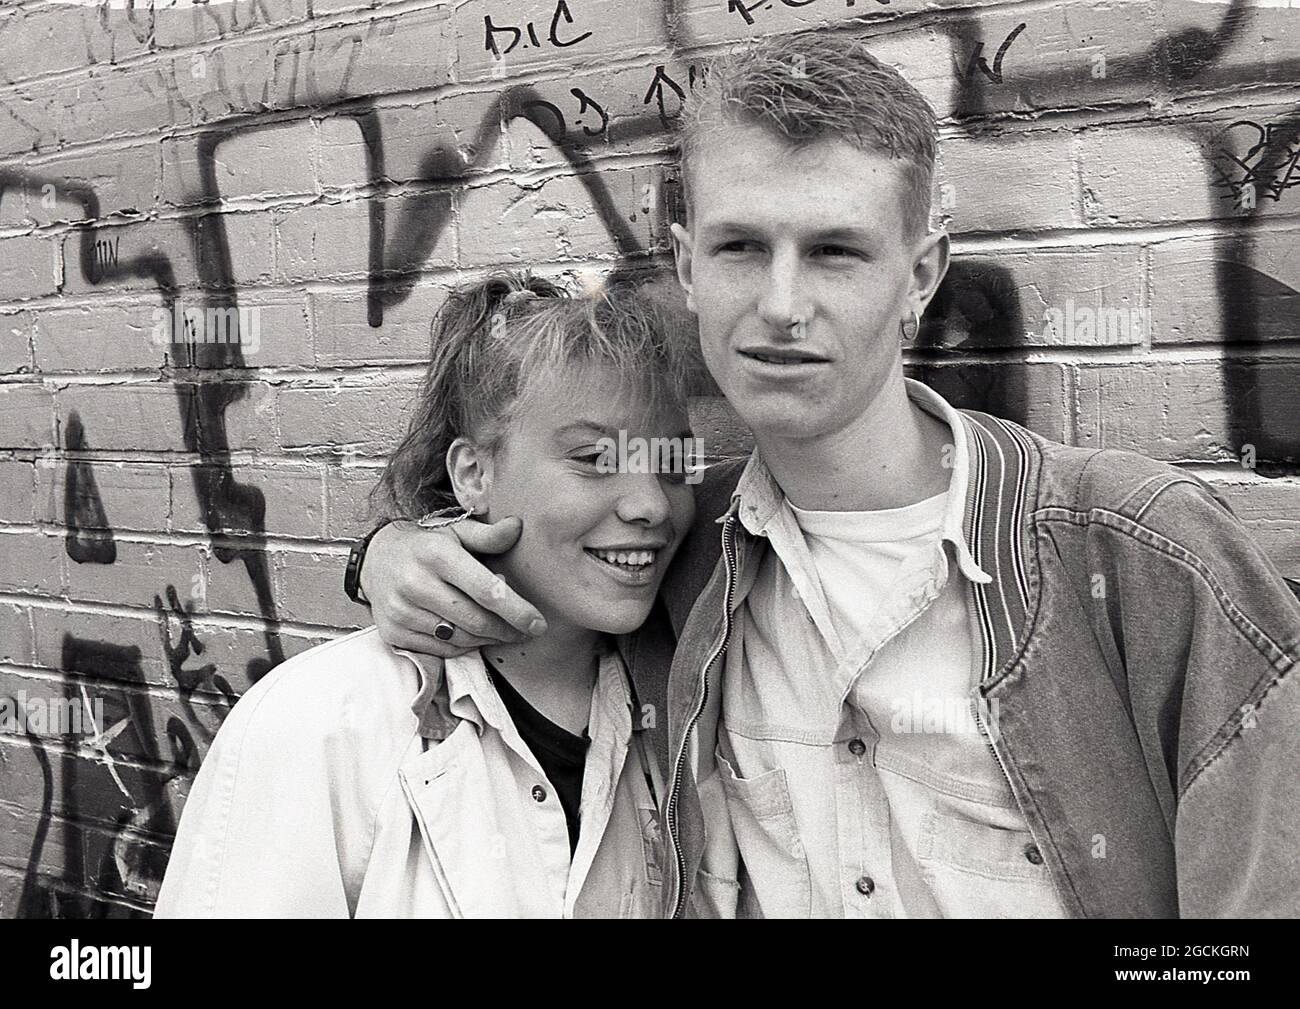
[899,307,922,342]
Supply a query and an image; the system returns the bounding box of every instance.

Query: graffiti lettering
[1212,119,1300,205]
[484,1,592,58]
[961,22,1027,86]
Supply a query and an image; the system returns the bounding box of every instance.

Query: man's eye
[716,240,758,254]
[571,451,608,467]
[815,245,860,259]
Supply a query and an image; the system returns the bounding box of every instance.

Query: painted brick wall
[0,0,1297,917]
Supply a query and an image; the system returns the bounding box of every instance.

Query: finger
[381,625,472,659]
[452,515,524,556]
[446,629,497,651]
[395,582,526,644]
[440,581,533,643]
[447,560,547,637]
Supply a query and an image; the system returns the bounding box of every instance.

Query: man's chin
[733,399,838,444]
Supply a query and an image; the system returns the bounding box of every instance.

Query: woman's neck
[480,621,603,736]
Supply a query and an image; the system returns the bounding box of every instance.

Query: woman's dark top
[487,666,590,856]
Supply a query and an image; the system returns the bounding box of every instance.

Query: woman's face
[474,361,697,636]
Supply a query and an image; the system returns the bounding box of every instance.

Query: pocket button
[1023,844,1044,866]
[855,875,875,897]
[847,738,866,757]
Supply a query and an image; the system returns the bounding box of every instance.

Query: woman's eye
[571,450,614,471]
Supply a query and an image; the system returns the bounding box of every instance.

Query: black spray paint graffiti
[484,0,593,57]
[62,412,116,565]
[0,168,286,679]
[16,636,177,918]
[1211,119,1300,207]
[924,2,1298,476]
[960,22,1027,87]
[726,0,891,27]
[4,0,1298,915]
[0,164,282,912]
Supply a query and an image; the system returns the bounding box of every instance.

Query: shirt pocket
[714,748,812,918]
[917,809,1064,918]
[691,870,741,919]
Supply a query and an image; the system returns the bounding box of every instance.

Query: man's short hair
[679,32,937,241]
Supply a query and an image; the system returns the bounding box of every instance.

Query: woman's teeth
[589,549,655,569]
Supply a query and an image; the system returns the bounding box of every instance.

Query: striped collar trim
[956,409,1040,685]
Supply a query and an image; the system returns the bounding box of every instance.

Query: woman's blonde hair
[371,272,698,522]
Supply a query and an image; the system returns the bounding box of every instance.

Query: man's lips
[738,347,832,366]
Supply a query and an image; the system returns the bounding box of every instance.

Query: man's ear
[446,437,493,517]
[909,228,951,317]
[670,222,697,315]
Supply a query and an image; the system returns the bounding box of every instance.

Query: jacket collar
[392,648,503,742]
[395,643,642,743]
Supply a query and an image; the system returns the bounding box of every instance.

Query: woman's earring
[899,307,922,343]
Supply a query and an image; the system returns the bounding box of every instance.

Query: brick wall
[0,0,1297,916]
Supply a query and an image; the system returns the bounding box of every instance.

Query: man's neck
[754,374,953,512]
[481,620,601,735]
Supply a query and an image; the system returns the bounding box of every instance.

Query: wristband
[344,521,389,606]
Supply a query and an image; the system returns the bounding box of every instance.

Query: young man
[346,34,1300,917]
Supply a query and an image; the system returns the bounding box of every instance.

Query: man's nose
[756,248,808,336]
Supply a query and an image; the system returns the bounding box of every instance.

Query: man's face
[674,123,926,443]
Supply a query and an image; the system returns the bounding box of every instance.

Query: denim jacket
[625,406,1300,918]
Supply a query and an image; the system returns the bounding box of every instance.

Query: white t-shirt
[787,490,953,650]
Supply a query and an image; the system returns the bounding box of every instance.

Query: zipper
[971,690,1050,863]
[971,689,1071,909]
[665,512,739,919]
[970,693,1014,793]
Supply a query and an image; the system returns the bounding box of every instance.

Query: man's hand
[359,517,547,657]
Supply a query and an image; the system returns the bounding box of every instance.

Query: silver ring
[433,621,456,641]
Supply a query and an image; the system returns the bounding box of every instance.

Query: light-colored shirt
[715,380,1069,918]
[156,628,664,918]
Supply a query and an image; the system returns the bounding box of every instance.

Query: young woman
[155,273,698,918]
